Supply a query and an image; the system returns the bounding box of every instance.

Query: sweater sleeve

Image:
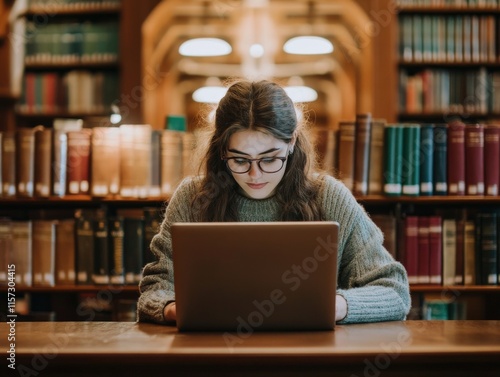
[321,176,411,324]
[136,177,197,324]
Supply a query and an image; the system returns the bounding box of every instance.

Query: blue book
[383,124,403,196]
[419,124,434,196]
[433,124,448,195]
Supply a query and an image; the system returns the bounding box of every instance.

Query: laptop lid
[172,221,339,332]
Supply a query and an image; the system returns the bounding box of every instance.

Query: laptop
[171,221,339,332]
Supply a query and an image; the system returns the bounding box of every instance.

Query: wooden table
[2,320,499,376]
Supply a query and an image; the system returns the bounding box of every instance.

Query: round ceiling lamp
[179,38,232,57]
[192,86,228,104]
[284,86,318,103]
[283,36,333,55]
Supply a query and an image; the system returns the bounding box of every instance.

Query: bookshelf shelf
[24,62,120,71]
[356,195,500,205]
[1,285,139,293]
[0,196,167,207]
[398,62,500,68]
[23,6,121,18]
[398,7,500,15]
[397,112,500,122]
[410,285,500,293]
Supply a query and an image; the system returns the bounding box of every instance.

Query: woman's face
[226,130,290,200]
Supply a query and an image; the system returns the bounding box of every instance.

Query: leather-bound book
[353,113,372,196]
[447,120,466,195]
[464,123,484,195]
[484,124,499,196]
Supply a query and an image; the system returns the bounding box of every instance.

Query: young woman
[137,79,411,324]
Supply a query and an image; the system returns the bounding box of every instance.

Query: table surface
[3,320,500,376]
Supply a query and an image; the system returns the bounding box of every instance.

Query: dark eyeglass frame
[222,156,288,174]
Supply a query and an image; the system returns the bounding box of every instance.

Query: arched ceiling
[142,0,373,131]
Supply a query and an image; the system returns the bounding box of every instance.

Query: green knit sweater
[137,175,411,324]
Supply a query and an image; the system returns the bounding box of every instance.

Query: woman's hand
[335,294,347,322]
[163,302,176,322]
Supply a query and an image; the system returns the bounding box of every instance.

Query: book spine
[383,124,403,196]
[55,219,76,285]
[353,113,372,196]
[67,130,91,195]
[15,128,36,197]
[93,216,110,285]
[109,217,125,285]
[367,119,386,195]
[405,216,419,284]
[464,123,485,195]
[34,128,53,198]
[442,218,457,286]
[1,132,16,197]
[160,130,184,197]
[417,216,430,284]
[433,124,448,195]
[484,125,500,196]
[75,211,95,285]
[429,216,443,285]
[447,121,466,195]
[464,220,476,285]
[479,213,498,285]
[123,217,144,284]
[419,124,434,195]
[402,124,421,196]
[32,220,56,287]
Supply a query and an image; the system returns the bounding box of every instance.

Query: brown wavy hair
[192,79,324,222]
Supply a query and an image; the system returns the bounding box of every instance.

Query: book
[161,129,184,196]
[75,209,95,285]
[120,124,152,198]
[67,129,91,195]
[433,124,448,195]
[1,131,16,197]
[123,217,144,284]
[353,113,372,196]
[419,124,434,195]
[0,218,13,285]
[464,123,484,195]
[182,132,197,179]
[33,127,53,197]
[383,124,403,196]
[447,121,466,195]
[455,212,466,285]
[367,119,386,195]
[484,124,499,196]
[463,220,476,285]
[32,220,56,287]
[93,211,110,285]
[149,129,162,197]
[404,216,419,285]
[143,207,162,265]
[108,217,125,285]
[442,218,457,286]
[55,218,76,285]
[417,216,430,284]
[11,220,32,287]
[478,212,498,285]
[15,127,37,197]
[401,124,420,196]
[90,127,120,197]
[337,121,355,191]
[428,216,443,285]
[371,213,397,259]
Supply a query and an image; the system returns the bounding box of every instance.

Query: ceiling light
[179,38,232,57]
[283,36,333,55]
[249,44,265,58]
[192,86,228,103]
[284,86,318,103]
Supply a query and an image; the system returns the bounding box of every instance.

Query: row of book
[0,120,195,198]
[397,1,500,8]
[0,207,161,287]
[17,71,119,114]
[337,116,500,197]
[24,21,120,65]
[400,213,500,286]
[26,0,121,10]
[399,67,500,114]
[399,15,497,63]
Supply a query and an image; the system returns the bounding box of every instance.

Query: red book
[67,130,91,195]
[447,120,466,195]
[465,124,484,195]
[417,216,430,284]
[428,216,443,285]
[404,216,419,285]
[484,125,500,196]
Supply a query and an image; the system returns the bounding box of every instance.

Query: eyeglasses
[222,156,288,174]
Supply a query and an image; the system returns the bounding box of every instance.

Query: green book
[419,124,434,195]
[383,124,403,196]
[402,124,421,196]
